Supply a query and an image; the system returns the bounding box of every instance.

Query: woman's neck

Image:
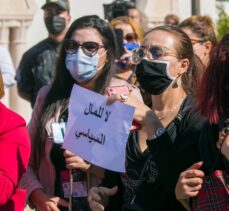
[151,87,186,112]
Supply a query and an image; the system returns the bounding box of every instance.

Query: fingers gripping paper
[63,85,135,172]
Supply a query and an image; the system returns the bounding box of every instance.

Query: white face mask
[65,48,105,83]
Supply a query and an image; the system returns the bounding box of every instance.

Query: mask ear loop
[164,61,178,81]
[98,49,108,58]
[152,60,176,81]
[97,50,108,71]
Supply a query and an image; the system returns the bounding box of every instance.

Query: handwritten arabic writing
[64,84,135,172]
[75,128,106,145]
[84,102,111,122]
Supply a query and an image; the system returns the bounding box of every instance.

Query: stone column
[9,20,32,122]
[0,0,37,122]
[0,20,10,46]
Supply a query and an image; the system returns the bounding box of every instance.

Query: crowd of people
[0,0,228,210]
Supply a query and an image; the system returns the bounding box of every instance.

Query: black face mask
[45,15,66,35]
[136,59,174,95]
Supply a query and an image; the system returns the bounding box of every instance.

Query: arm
[0,108,30,204]
[175,162,205,211]
[63,150,104,179]
[0,174,15,205]
[107,95,203,191]
[15,52,34,102]
[30,188,68,211]
[88,186,118,211]
[88,169,121,211]
[20,86,69,210]
[19,86,49,200]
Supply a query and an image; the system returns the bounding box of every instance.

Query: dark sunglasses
[124,33,138,42]
[63,39,105,56]
[132,45,177,64]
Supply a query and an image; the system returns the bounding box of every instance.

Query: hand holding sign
[63,85,135,172]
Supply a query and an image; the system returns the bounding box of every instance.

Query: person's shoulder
[0,102,28,135]
[37,84,51,99]
[33,84,51,108]
[181,96,198,113]
[181,96,206,127]
[21,38,52,59]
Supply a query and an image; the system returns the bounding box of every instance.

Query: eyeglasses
[124,33,138,42]
[132,45,177,64]
[63,39,105,56]
[190,38,205,45]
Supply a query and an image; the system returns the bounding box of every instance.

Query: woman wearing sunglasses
[18,15,126,211]
[179,15,217,68]
[110,16,144,85]
[88,25,205,211]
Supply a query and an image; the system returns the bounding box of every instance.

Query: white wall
[216,1,229,17]
[200,0,217,21]
[26,0,113,50]
[26,0,219,50]
[177,0,217,22]
[178,0,192,21]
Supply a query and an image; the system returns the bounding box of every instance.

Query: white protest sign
[63,84,135,172]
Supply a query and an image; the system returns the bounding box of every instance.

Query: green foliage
[217,5,229,41]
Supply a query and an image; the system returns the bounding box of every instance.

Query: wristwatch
[149,127,166,140]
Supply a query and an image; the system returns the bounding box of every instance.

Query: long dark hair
[144,25,204,97]
[198,34,229,124]
[32,15,117,170]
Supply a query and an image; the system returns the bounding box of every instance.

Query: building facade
[0,0,222,122]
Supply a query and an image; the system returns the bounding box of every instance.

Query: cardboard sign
[63,85,135,172]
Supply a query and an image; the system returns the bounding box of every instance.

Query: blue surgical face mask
[65,48,102,83]
[123,42,139,52]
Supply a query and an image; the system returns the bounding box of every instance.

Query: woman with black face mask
[88,25,206,211]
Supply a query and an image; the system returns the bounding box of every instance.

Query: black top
[16,38,60,107]
[49,109,91,211]
[100,96,206,211]
[199,122,229,175]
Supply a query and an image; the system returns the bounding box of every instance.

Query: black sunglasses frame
[63,39,105,57]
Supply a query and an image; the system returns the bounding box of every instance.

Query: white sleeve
[0,46,16,88]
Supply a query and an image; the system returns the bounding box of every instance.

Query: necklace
[155,95,186,121]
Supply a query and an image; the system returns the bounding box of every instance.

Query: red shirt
[0,102,30,211]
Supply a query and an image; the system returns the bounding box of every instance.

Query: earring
[174,78,181,87]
